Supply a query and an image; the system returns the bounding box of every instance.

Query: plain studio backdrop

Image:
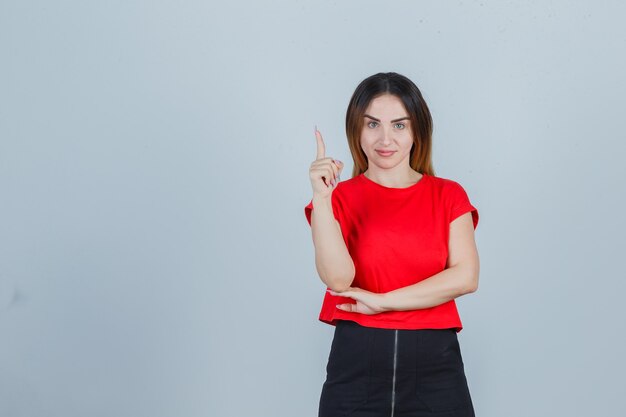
[1,1,624,416]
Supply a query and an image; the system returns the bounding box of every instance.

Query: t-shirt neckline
[359,172,428,191]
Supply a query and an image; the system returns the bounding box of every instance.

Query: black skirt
[319,319,475,417]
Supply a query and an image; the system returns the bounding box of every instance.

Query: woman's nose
[380,130,393,144]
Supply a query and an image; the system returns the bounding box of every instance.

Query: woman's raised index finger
[315,128,326,160]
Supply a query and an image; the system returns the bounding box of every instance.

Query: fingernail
[314,125,317,134]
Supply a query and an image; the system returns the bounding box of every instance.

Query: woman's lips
[376,150,396,157]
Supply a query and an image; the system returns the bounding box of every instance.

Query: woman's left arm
[381,211,480,311]
[330,211,479,313]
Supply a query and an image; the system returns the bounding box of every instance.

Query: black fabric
[319,320,476,417]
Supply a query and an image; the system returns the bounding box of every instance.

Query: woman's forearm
[381,265,477,311]
[310,195,355,292]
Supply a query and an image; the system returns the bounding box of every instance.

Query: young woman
[305,72,480,417]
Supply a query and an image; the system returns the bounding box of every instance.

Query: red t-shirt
[304,172,479,332]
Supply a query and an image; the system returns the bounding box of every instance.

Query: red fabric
[304,172,479,332]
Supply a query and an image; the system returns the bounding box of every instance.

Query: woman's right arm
[308,127,355,292]
[309,195,355,292]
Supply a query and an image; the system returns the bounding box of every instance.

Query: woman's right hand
[309,127,344,198]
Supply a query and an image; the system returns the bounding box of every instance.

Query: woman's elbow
[461,259,480,294]
[326,267,355,292]
[327,278,354,293]
[463,273,479,294]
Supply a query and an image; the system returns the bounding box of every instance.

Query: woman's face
[360,93,414,169]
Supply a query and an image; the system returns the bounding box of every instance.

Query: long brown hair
[345,72,435,178]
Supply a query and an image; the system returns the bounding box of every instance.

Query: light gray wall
[1,1,624,416]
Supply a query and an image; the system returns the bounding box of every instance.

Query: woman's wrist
[380,292,396,312]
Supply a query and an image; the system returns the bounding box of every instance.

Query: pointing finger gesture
[309,127,344,197]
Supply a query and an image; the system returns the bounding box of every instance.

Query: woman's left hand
[327,287,389,315]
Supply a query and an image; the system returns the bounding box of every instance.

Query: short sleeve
[449,181,479,230]
[304,191,343,227]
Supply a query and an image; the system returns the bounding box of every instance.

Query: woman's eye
[367,121,405,129]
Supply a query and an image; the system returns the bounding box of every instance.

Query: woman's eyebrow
[364,114,410,123]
